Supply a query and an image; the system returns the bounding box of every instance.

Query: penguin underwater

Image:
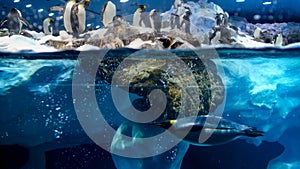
[50,0,90,37]
[0,8,30,36]
[151,115,264,146]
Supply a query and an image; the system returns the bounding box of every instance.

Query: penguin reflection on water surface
[151,115,264,146]
[0,8,30,36]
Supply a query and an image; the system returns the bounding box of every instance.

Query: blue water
[1,48,300,169]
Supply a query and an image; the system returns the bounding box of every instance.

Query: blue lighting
[236,0,245,2]
[263,1,272,5]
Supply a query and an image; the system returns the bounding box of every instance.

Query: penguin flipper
[20,18,30,28]
[49,6,64,12]
[244,127,264,137]
[0,17,8,27]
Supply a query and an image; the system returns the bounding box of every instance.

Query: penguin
[50,0,90,37]
[180,7,192,34]
[149,9,161,34]
[101,1,117,27]
[274,33,283,47]
[223,12,229,27]
[158,36,184,49]
[132,5,142,26]
[170,0,185,29]
[72,0,90,36]
[112,15,125,26]
[63,0,77,34]
[139,5,151,28]
[253,26,261,40]
[215,13,224,26]
[43,18,54,35]
[0,8,30,36]
[209,27,221,45]
[151,115,264,146]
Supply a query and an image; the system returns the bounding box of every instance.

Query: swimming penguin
[101,1,117,27]
[209,27,221,45]
[180,7,192,34]
[274,33,283,47]
[149,9,161,34]
[253,26,261,40]
[43,18,54,35]
[151,115,264,146]
[0,8,30,35]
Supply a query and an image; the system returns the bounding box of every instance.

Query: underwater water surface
[0,48,300,169]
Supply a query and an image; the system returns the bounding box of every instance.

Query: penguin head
[46,18,54,24]
[83,0,90,8]
[149,9,157,16]
[8,8,22,18]
[150,120,176,129]
[137,5,146,12]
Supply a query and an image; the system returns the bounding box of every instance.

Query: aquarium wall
[1,0,300,169]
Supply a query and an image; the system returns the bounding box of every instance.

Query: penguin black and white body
[149,9,161,34]
[209,27,221,45]
[223,12,229,27]
[152,115,264,146]
[253,26,261,40]
[43,18,54,35]
[0,8,30,35]
[274,33,283,47]
[50,0,90,37]
[215,13,224,26]
[180,7,192,34]
[170,0,185,29]
[101,1,117,27]
[139,5,151,28]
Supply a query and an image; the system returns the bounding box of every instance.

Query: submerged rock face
[98,50,224,120]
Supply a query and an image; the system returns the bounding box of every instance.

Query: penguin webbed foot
[244,127,264,137]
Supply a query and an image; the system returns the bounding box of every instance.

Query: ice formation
[1,1,300,169]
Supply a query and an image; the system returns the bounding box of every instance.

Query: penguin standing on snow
[70,0,90,37]
[170,0,185,29]
[274,33,283,47]
[101,1,116,27]
[215,13,224,26]
[180,7,192,34]
[253,26,261,40]
[209,27,221,45]
[149,9,161,34]
[43,18,54,35]
[151,115,264,146]
[50,0,90,37]
[0,8,30,36]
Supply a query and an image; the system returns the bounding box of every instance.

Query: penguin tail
[244,127,264,137]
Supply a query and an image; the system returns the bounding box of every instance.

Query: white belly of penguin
[64,2,75,33]
[77,5,86,34]
[102,2,116,27]
[133,11,141,27]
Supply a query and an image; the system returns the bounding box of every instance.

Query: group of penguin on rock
[0,0,284,47]
[0,0,193,38]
